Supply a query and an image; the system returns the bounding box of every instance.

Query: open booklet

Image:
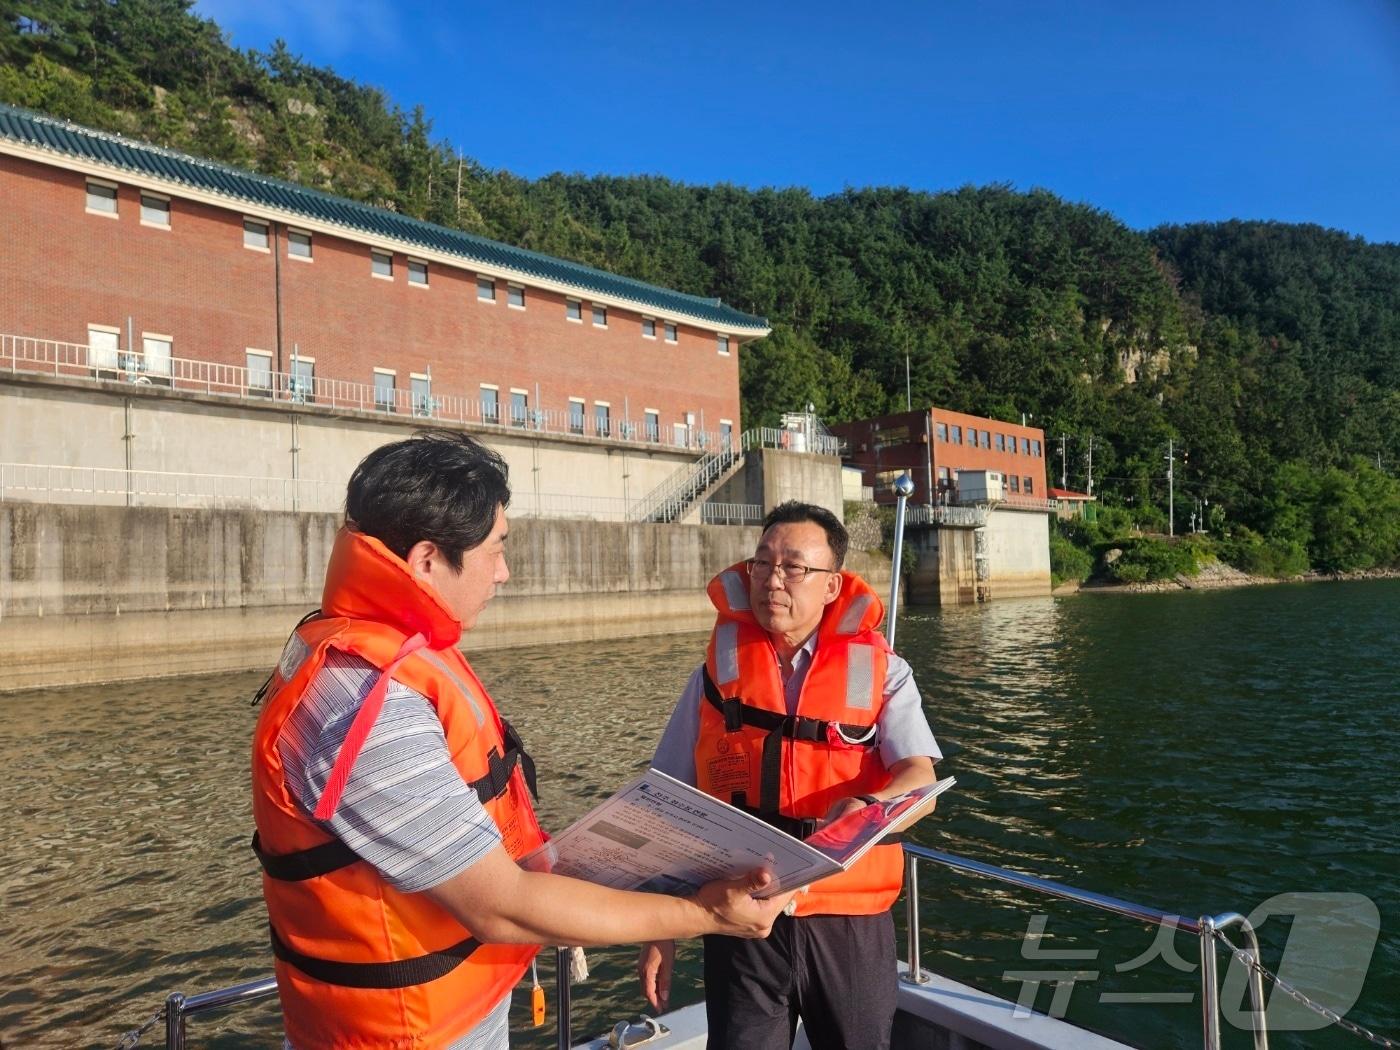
[520,768,954,898]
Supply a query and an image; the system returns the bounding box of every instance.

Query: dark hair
[760,501,849,569]
[345,429,510,569]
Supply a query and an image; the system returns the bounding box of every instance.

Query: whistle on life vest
[531,959,546,1027]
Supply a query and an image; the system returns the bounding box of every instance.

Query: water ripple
[0,584,1396,1048]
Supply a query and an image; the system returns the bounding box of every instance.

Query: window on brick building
[594,402,610,437]
[408,260,428,286]
[244,218,270,250]
[87,325,120,373]
[371,250,393,278]
[246,349,273,396]
[569,398,586,434]
[995,433,1005,451]
[717,334,731,355]
[721,420,734,451]
[642,318,656,339]
[478,277,496,302]
[140,334,172,381]
[288,230,313,259]
[510,389,529,427]
[592,304,608,328]
[140,193,169,227]
[645,409,660,442]
[480,385,499,423]
[290,357,315,403]
[979,429,990,448]
[1022,437,1031,454]
[86,180,117,215]
[566,299,582,321]
[374,369,396,412]
[411,374,433,417]
[1024,477,1034,495]
[951,425,963,445]
[1032,439,1042,457]
[1008,475,1020,493]
[507,285,525,308]
[673,422,690,447]
[664,322,678,343]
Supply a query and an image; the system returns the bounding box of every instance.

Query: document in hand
[519,768,955,898]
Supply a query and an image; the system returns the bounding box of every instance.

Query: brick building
[831,406,1049,505]
[0,104,765,452]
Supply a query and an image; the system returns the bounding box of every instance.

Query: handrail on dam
[1,332,733,453]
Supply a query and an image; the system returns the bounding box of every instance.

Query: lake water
[2,580,1396,1049]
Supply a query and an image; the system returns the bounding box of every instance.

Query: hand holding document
[521,769,954,898]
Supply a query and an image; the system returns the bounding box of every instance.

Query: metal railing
[630,441,742,524]
[747,424,842,457]
[0,462,345,512]
[904,503,989,528]
[142,843,1272,1049]
[901,844,1270,1050]
[0,462,768,526]
[161,978,278,1050]
[700,501,763,525]
[0,333,727,452]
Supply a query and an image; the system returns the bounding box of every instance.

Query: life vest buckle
[826,722,878,749]
[722,698,745,733]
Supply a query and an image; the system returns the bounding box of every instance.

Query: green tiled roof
[0,103,768,333]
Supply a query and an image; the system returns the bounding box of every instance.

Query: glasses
[746,558,837,583]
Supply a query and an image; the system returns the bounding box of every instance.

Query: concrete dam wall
[0,503,891,693]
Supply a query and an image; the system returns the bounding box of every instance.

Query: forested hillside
[4,0,1398,572]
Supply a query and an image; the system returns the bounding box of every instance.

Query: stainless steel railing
[900,844,1270,1050]
[148,847,1270,1049]
[161,977,278,1049]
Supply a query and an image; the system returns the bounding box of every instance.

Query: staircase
[630,438,746,524]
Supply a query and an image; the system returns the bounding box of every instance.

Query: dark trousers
[702,911,897,1050]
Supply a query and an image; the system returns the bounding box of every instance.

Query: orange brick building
[832,407,1049,504]
[0,104,765,449]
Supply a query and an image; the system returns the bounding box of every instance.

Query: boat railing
[146,844,1272,1050]
[158,978,277,1050]
[900,843,1270,1050]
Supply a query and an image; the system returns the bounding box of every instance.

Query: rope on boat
[113,1004,165,1048]
[1214,929,1397,1048]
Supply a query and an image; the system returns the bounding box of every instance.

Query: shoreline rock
[1075,562,1400,595]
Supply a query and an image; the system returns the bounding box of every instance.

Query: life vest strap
[269,923,482,989]
[700,666,880,747]
[255,720,538,883]
[702,666,881,821]
[251,831,356,882]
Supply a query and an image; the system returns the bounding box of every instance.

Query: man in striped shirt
[257,431,792,1049]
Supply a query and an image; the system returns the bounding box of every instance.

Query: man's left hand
[818,795,872,828]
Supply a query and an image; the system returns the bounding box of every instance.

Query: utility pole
[1085,434,1094,497]
[455,151,463,220]
[1165,438,1175,538]
[905,353,912,411]
[1058,435,1068,488]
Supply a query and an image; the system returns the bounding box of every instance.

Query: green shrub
[1103,535,1212,582]
[1050,526,1093,586]
[1216,526,1309,577]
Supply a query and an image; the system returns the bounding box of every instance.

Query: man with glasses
[638,501,941,1050]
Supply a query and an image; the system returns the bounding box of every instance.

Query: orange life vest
[251,528,546,1050]
[696,562,904,917]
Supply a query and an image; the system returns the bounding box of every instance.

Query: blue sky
[193,0,1400,243]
